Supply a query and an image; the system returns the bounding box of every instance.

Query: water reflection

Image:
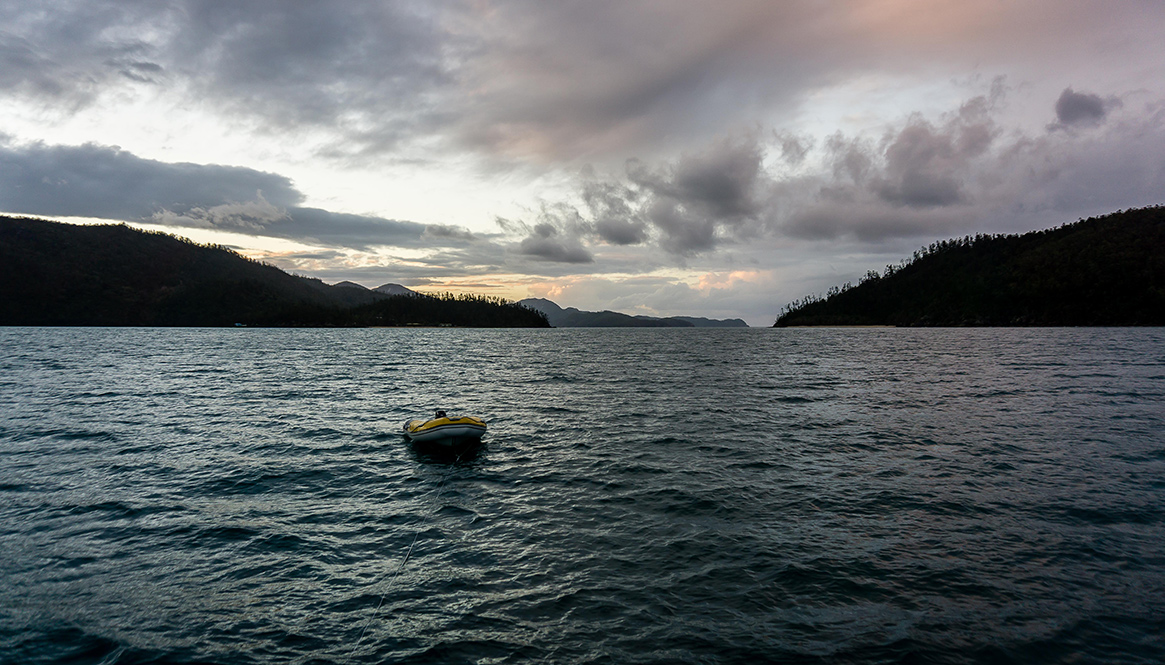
[405,436,487,466]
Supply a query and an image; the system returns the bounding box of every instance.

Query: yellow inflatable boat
[403,410,487,445]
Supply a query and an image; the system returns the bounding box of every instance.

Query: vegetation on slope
[263,292,551,328]
[774,207,1165,327]
[0,216,549,327]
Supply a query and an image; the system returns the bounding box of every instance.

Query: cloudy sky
[2,1,1163,325]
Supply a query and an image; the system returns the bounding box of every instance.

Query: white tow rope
[350,452,463,654]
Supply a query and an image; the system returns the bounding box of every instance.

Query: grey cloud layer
[4,1,1162,162]
[0,139,302,217]
[0,0,449,153]
[513,85,1165,257]
[449,1,1165,163]
[0,139,453,250]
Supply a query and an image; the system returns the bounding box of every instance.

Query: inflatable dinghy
[403,411,487,446]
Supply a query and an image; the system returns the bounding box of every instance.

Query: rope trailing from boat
[350,452,464,654]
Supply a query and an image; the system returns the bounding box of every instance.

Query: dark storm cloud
[784,203,971,243]
[1050,87,1122,130]
[815,94,1000,212]
[639,139,765,219]
[593,218,649,246]
[873,109,995,208]
[581,178,649,246]
[424,224,479,242]
[524,137,769,257]
[0,138,471,250]
[627,138,767,254]
[514,223,594,264]
[117,61,165,84]
[643,199,719,255]
[0,138,302,219]
[1055,88,1106,125]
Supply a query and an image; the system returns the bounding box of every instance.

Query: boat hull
[403,416,487,446]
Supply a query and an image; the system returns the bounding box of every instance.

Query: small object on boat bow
[402,412,487,445]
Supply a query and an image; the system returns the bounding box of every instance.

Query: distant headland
[517,298,748,328]
[775,206,1165,327]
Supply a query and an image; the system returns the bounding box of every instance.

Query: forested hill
[0,216,549,327]
[774,207,1165,327]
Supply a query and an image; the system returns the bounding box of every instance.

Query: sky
[1,1,1163,326]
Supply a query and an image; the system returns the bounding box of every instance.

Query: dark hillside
[0,216,548,327]
[0,216,343,325]
[775,207,1165,326]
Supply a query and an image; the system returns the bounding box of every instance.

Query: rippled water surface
[2,327,1164,664]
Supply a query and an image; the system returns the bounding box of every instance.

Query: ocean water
[1,327,1163,665]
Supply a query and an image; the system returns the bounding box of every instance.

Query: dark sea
[1,327,1164,665]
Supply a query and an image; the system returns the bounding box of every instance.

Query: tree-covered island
[775,206,1165,327]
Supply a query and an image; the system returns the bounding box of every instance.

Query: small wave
[637,487,730,517]
[436,504,479,520]
[1058,504,1164,526]
[536,405,582,414]
[727,460,779,470]
[243,531,311,553]
[3,426,120,443]
[189,524,263,544]
[285,426,349,440]
[971,389,1022,398]
[64,500,183,519]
